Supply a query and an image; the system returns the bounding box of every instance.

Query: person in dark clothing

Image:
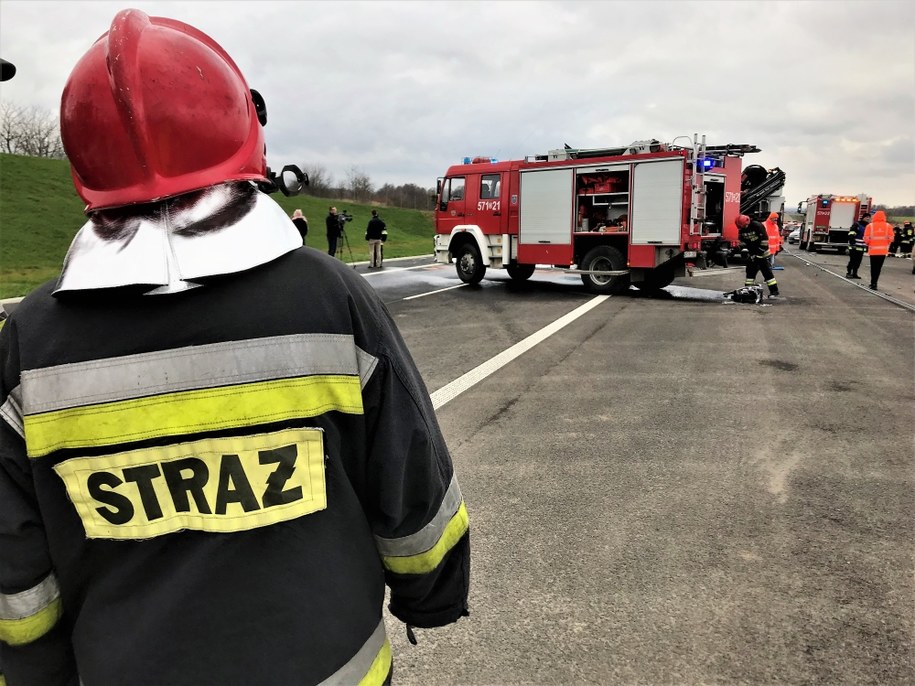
[899,221,914,258]
[0,11,469,686]
[291,208,308,245]
[325,206,341,256]
[365,209,386,268]
[846,213,869,279]
[889,224,902,256]
[735,214,779,297]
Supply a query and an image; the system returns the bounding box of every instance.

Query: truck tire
[506,263,535,281]
[580,246,629,294]
[456,242,486,284]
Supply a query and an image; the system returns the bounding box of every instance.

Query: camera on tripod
[338,210,354,227]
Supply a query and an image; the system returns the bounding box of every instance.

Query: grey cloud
[0,0,912,205]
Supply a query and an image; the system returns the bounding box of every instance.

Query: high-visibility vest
[764,220,781,254]
[864,221,894,256]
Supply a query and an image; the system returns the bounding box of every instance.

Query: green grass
[0,153,435,299]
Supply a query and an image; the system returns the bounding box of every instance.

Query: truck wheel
[456,243,486,284]
[580,246,629,294]
[506,263,535,281]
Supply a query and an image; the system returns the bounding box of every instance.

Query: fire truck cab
[433,135,766,294]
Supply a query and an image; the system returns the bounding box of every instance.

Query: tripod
[336,226,357,268]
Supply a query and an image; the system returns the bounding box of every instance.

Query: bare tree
[301,163,334,197]
[346,166,374,203]
[0,101,65,158]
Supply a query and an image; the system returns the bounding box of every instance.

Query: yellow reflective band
[53,428,327,540]
[25,375,362,458]
[358,639,392,686]
[0,597,62,646]
[382,502,469,575]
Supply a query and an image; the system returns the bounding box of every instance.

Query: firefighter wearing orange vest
[0,10,469,685]
[736,214,779,297]
[863,210,894,290]
[763,212,782,267]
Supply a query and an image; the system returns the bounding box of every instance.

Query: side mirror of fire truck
[797,201,803,213]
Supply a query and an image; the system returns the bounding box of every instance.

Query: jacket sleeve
[0,319,78,685]
[359,303,470,629]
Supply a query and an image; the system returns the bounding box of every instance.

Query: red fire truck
[797,193,873,254]
[433,135,772,293]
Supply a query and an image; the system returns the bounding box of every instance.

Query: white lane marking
[404,284,468,300]
[430,295,610,410]
[361,263,438,277]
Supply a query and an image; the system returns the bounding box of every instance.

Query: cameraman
[325,206,341,256]
[365,209,386,268]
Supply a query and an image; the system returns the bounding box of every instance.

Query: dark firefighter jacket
[738,219,771,258]
[848,220,867,251]
[0,248,470,686]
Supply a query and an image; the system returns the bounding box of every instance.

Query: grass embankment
[0,152,435,299]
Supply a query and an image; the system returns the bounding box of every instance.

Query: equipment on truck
[796,193,873,254]
[433,134,782,293]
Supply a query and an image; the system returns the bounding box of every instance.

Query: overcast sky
[1,0,913,207]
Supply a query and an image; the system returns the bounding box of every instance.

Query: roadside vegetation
[3,152,912,299]
[0,153,436,299]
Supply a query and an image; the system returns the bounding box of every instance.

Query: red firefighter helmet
[60,9,267,211]
[735,214,751,228]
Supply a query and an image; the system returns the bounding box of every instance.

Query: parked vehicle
[797,194,873,253]
[787,228,801,244]
[433,135,776,293]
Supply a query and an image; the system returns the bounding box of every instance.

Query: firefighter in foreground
[736,214,780,297]
[0,10,469,686]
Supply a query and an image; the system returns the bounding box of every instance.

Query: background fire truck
[797,193,873,253]
[433,135,783,294]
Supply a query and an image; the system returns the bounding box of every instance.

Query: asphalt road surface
[3,250,912,684]
[361,249,913,686]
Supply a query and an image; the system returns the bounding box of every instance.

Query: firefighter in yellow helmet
[736,214,780,297]
[0,10,469,685]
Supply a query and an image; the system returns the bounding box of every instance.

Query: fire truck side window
[480,174,500,199]
[446,177,465,202]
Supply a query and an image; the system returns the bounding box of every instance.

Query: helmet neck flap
[55,183,302,295]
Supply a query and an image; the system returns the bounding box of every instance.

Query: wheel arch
[446,226,492,266]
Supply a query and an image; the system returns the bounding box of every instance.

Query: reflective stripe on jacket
[0,248,469,685]
[739,220,770,258]
[864,211,894,256]
[848,221,867,250]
